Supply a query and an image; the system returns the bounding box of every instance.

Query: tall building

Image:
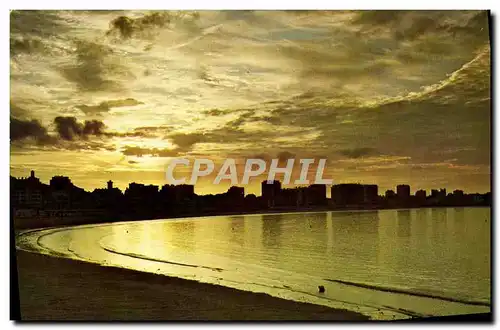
[261,180,282,207]
[331,184,378,207]
[331,184,365,206]
[430,188,447,202]
[396,184,411,199]
[415,189,427,199]
[306,184,327,205]
[227,186,244,199]
[125,183,159,201]
[160,184,195,203]
[50,176,73,190]
[91,181,123,209]
[11,170,45,208]
[363,184,379,204]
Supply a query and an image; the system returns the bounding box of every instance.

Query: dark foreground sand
[14,250,368,321]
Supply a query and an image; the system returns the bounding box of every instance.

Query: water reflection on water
[17,207,491,320]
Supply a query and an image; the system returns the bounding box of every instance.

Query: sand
[13,250,369,321]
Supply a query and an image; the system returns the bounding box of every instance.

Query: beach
[14,250,368,321]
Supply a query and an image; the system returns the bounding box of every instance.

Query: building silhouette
[385,189,396,198]
[92,180,123,210]
[10,170,491,230]
[396,184,411,199]
[160,184,195,204]
[11,170,45,208]
[306,184,327,206]
[363,184,379,205]
[227,186,244,199]
[262,180,282,208]
[331,184,378,207]
[415,189,427,199]
[332,184,363,206]
[415,189,427,205]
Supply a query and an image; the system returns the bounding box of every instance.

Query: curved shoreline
[14,208,491,321]
[14,250,369,321]
[14,205,490,231]
[15,227,400,320]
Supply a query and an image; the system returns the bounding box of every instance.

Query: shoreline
[14,204,490,231]
[14,250,369,321]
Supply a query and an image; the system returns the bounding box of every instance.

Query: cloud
[111,125,172,138]
[76,98,143,115]
[10,103,29,118]
[352,10,489,41]
[9,10,491,193]
[60,40,127,92]
[10,117,54,144]
[107,12,171,39]
[11,112,169,150]
[10,10,70,38]
[168,132,205,150]
[106,11,201,40]
[82,120,106,136]
[10,37,45,56]
[54,116,81,140]
[338,147,376,159]
[202,109,231,116]
[121,146,179,157]
[10,116,114,152]
[54,116,107,140]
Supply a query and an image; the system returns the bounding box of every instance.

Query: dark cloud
[202,109,230,116]
[106,12,172,39]
[121,146,179,157]
[273,10,489,96]
[339,147,376,159]
[10,37,45,56]
[10,116,114,152]
[133,125,171,133]
[83,120,106,136]
[352,10,489,42]
[10,117,53,144]
[168,132,205,150]
[76,98,143,115]
[61,40,126,92]
[76,103,109,115]
[107,131,155,138]
[12,112,170,150]
[54,116,82,140]
[109,16,135,39]
[10,10,70,38]
[54,116,106,140]
[106,11,203,41]
[11,114,172,152]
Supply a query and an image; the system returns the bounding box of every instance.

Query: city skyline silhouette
[11,169,491,230]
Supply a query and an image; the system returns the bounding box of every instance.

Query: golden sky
[10,10,491,196]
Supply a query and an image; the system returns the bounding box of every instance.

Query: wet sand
[14,250,368,321]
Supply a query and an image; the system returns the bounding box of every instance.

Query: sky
[10,10,491,196]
